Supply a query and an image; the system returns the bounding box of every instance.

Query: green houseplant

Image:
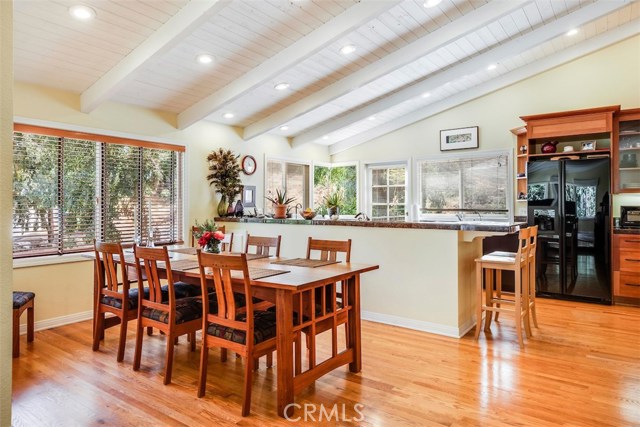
[324,189,343,220]
[265,189,296,219]
[206,148,242,217]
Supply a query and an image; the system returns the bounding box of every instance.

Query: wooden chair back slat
[94,241,130,296]
[307,238,351,262]
[134,246,176,312]
[245,234,281,257]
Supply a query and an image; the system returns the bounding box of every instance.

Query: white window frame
[312,160,359,219]
[264,155,311,212]
[414,150,513,222]
[363,160,411,221]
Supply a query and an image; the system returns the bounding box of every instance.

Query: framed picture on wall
[242,185,256,207]
[440,126,479,151]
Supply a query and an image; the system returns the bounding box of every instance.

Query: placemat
[169,247,197,255]
[248,267,290,280]
[245,253,271,261]
[270,258,340,268]
[164,259,200,271]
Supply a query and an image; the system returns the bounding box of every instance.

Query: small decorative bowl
[302,211,316,220]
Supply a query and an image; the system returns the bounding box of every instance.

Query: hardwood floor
[12,299,640,426]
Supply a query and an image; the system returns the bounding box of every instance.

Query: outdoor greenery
[313,165,356,215]
[265,188,296,206]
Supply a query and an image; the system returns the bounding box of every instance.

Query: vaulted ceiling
[13,0,640,154]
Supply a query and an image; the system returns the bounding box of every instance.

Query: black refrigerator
[527,158,611,303]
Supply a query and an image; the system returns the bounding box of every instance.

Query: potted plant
[206,148,242,217]
[265,189,296,219]
[324,189,343,220]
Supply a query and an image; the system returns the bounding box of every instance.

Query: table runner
[270,258,340,268]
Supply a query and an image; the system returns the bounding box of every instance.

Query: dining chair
[132,246,203,384]
[474,227,532,348]
[245,234,281,257]
[298,238,352,371]
[13,291,35,358]
[93,241,139,362]
[196,251,277,416]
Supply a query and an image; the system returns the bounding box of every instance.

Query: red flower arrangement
[199,230,225,253]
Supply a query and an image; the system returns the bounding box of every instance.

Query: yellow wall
[1,0,13,422]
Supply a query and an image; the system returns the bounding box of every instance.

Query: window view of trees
[419,154,508,218]
[369,166,406,221]
[314,164,357,215]
[12,130,183,257]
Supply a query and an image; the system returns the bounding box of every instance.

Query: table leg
[347,274,361,373]
[276,288,294,418]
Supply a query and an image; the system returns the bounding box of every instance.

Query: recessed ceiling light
[368,116,376,121]
[421,92,431,98]
[280,125,289,131]
[222,112,234,119]
[423,0,442,8]
[274,82,290,91]
[566,28,579,37]
[487,63,497,71]
[322,135,329,140]
[340,44,357,55]
[69,4,96,21]
[196,54,214,64]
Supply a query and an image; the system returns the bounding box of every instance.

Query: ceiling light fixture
[196,54,214,64]
[423,0,442,8]
[69,4,96,21]
[368,116,376,121]
[340,44,357,55]
[487,63,497,71]
[280,125,289,131]
[566,28,579,37]
[322,135,329,140]
[421,92,431,98]
[274,82,290,91]
[222,112,234,119]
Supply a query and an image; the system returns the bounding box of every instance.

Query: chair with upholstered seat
[244,234,281,257]
[132,246,203,384]
[475,227,532,348]
[13,291,35,358]
[196,251,277,416]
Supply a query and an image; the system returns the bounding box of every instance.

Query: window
[12,125,184,258]
[265,158,309,212]
[313,163,357,215]
[417,152,510,220]
[366,164,407,221]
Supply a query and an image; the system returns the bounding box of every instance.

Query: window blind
[12,125,184,258]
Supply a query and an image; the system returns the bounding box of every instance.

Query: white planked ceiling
[13,0,640,152]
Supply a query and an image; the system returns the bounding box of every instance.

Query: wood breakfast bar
[215,217,525,339]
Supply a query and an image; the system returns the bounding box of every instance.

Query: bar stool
[13,291,35,358]
[493,225,539,328]
[475,227,532,348]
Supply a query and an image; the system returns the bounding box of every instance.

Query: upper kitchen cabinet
[613,108,640,193]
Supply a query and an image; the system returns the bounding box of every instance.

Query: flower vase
[217,195,228,217]
[203,242,220,254]
[273,204,287,219]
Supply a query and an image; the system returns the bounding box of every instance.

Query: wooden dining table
[98,247,379,417]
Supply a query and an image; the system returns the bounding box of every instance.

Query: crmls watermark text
[284,403,365,423]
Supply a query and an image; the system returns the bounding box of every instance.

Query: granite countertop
[613,227,640,235]
[215,217,525,233]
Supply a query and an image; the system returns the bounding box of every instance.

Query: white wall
[331,35,640,216]
[1,1,13,423]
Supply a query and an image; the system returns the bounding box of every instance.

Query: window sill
[13,253,92,269]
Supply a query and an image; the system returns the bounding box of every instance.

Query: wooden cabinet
[613,108,640,193]
[612,233,640,305]
[511,126,528,204]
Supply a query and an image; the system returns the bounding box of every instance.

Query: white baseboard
[361,310,479,339]
[19,310,93,335]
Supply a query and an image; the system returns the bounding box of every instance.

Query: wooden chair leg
[474,263,483,340]
[27,304,34,343]
[197,346,209,398]
[522,267,533,339]
[133,322,144,371]
[147,326,153,336]
[529,261,539,328]
[164,334,175,385]
[253,358,259,371]
[221,348,227,363]
[13,309,20,358]
[189,332,196,352]
[514,269,524,348]
[92,312,104,351]
[241,356,253,417]
[484,268,494,332]
[117,317,128,362]
[494,272,502,322]
[266,352,273,368]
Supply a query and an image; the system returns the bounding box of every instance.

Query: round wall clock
[241,155,256,175]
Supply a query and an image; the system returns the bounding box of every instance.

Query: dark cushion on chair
[173,282,202,298]
[13,291,35,309]
[141,297,203,324]
[101,283,200,310]
[206,310,277,345]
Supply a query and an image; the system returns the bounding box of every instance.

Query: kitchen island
[215,217,525,338]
